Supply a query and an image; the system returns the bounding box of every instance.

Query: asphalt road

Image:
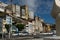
[0,38,43,40]
[0,37,44,40]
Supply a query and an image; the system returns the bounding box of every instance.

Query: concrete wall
[56,16,60,36]
[52,0,60,36]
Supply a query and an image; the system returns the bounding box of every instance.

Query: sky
[0,0,55,24]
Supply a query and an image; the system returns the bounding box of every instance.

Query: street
[0,37,43,40]
[0,35,44,40]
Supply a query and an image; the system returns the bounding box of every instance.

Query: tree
[16,24,25,31]
[51,24,56,30]
[5,24,10,33]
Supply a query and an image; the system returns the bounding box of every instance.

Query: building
[27,22,34,34]
[0,2,49,34]
[29,11,34,19]
[46,24,51,32]
[34,16,44,33]
[0,2,32,33]
[25,16,44,34]
[51,0,60,36]
[0,2,8,33]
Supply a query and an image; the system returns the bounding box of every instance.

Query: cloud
[15,0,36,19]
[19,0,54,15]
[19,0,38,12]
[26,0,38,12]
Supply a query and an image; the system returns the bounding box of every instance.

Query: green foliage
[5,24,10,33]
[16,24,25,31]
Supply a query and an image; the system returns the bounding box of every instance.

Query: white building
[15,5,20,17]
[29,11,34,19]
[25,22,34,34]
[35,16,44,33]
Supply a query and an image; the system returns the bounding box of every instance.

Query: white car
[12,33,18,36]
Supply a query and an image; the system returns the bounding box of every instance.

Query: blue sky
[0,0,55,24]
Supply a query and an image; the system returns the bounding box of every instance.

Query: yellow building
[46,24,51,32]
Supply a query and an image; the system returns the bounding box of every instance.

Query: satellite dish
[55,0,60,7]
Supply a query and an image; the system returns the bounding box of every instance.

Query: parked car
[19,32,29,36]
[12,31,29,36]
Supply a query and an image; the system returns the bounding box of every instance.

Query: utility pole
[9,0,13,39]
